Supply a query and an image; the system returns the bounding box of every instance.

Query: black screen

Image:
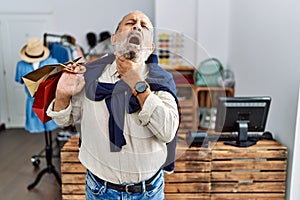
[215,96,271,133]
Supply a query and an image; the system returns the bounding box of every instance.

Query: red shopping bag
[32,72,62,123]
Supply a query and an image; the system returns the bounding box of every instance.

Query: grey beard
[114,39,152,62]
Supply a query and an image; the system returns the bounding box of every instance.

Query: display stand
[27,130,61,190]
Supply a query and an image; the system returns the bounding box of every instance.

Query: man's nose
[133,26,141,32]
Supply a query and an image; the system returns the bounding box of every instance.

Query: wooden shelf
[165,65,235,134]
[196,86,234,108]
[175,85,235,136]
[194,86,234,96]
[161,65,195,71]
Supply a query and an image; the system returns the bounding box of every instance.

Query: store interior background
[0,0,300,199]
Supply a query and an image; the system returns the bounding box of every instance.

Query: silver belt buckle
[125,184,134,194]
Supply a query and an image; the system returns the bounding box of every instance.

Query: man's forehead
[123,12,152,25]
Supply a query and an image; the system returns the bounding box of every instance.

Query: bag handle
[60,57,86,74]
[199,57,223,69]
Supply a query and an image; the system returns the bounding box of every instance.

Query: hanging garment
[15,56,59,133]
[48,42,73,63]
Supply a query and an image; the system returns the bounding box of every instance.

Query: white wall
[155,0,230,67]
[0,37,4,124]
[0,23,8,125]
[0,0,155,53]
[228,0,300,199]
[291,87,300,199]
[155,0,198,66]
[196,0,230,65]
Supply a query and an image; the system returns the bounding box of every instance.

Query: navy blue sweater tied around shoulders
[84,54,179,172]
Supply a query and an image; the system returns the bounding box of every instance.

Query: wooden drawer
[210,140,287,199]
[60,137,85,200]
[177,85,198,135]
[164,140,211,199]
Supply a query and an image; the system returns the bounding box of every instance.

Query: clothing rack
[43,33,62,46]
[43,32,86,64]
[43,33,76,47]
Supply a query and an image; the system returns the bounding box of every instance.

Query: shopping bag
[22,64,64,97]
[30,57,86,123]
[32,72,62,123]
[22,57,85,97]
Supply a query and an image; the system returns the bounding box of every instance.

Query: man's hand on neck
[115,53,144,88]
[115,54,151,107]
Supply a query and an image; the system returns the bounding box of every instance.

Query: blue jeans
[85,170,166,200]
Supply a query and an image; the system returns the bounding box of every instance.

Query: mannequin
[16,38,63,190]
[15,37,59,133]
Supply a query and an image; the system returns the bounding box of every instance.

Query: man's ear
[111,34,116,46]
[151,43,155,52]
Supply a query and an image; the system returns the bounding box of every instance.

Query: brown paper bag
[22,64,64,97]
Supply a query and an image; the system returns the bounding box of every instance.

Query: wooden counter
[61,136,287,200]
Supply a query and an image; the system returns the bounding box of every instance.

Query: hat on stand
[20,37,50,63]
[99,31,111,42]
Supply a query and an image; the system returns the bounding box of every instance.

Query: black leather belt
[90,169,161,194]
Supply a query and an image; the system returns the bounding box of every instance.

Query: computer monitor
[215,96,271,147]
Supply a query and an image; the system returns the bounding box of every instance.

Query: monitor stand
[224,120,257,147]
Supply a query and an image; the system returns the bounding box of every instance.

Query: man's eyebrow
[141,21,150,27]
[124,18,150,24]
[121,18,152,30]
[124,18,136,23]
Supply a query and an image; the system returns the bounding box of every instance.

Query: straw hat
[20,37,50,63]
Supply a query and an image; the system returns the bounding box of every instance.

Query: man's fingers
[74,65,86,73]
[58,72,85,94]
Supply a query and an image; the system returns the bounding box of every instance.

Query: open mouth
[128,35,141,45]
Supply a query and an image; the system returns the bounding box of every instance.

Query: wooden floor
[0,128,63,200]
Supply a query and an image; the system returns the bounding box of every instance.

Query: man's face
[112,11,154,62]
